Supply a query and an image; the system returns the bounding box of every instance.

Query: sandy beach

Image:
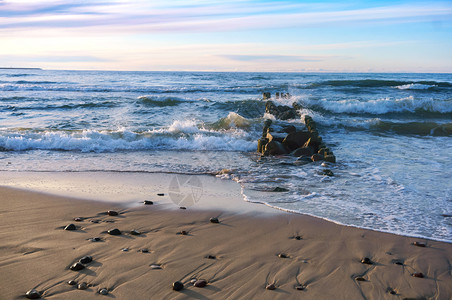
[1,173,451,300]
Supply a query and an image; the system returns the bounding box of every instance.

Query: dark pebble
[108,228,121,235]
[130,229,141,235]
[79,256,93,264]
[179,207,186,209]
[25,289,40,299]
[157,193,165,196]
[78,282,88,290]
[70,262,85,271]
[150,264,162,269]
[206,255,216,259]
[89,237,101,242]
[179,230,188,235]
[266,283,276,290]
[90,219,100,223]
[412,272,424,278]
[210,217,219,223]
[68,280,77,285]
[278,253,288,258]
[194,279,207,288]
[412,242,426,247]
[355,277,366,281]
[99,288,108,295]
[107,210,119,216]
[393,260,404,266]
[295,285,305,290]
[143,200,153,205]
[322,169,334,176]
[140,248,149,253]
[361,257,373,265]
[295,236,302,240]
[190,278,197,284]
[173,281,184,291]
[64,224,76,231]
[389,289,397,295]
[74,217,83,222]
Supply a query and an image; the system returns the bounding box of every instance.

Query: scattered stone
[412,272,424,278]
[89,237,101,242]
[266,283,276,290]
[387,288,397,295]
[77,282,88,290]
[107,210,119,216]
[193,279,207,288]
[179,207,186,210]
[68,280,77,286]
[108,228,121,235]
[295,285,305,290]
[210,217,220,223]
[25,288,40,299]
[206,255,216,259]
[143,200,154,205]
[122,248,129,252]
[278,253,288,258]
[412,241,426,247]
[70,262,85,271]
[140,248,149,253]
[179,230,188,235]
[79,256,93,264]
[355,277,366,282]
[150,264,162,269]
[295,236,302,240]
[74,217,83,222]
[90,219,100,223]
[392,259,404,266]
[99,288,108,295]
[64,224,76,231]
[157,193,165,196]
[173,281,184,291]
[361,257,373,265]
[130,229,141,235]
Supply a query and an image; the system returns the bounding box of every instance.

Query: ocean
[1,69,451,242]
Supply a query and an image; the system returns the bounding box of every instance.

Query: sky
[0,0,451,72]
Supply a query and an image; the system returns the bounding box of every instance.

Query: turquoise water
[1,70,451,241]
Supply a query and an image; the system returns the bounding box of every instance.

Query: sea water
[1,70,451,241]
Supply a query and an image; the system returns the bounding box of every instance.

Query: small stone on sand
[413,272,424,278]
[190,279,197,284]
[70,262,85,271]
[130,229,141,235]
[210,217,219,223]
[107,210,119,216]
[140,248,149,253]
[295,236,302,240]
[108,228,121,235]
[77,282,88,290]
[179,230,188,235]
[194,279,207,288]
[278,253,288,258]
[413,242,426,247]
[122,248,129,252]
[79,256,92,264]
[25,288,40,299]
[361,257,373,264]
[179,207,186,209]
[355,277,366,281]
[295,285,305,290]
[99,288,108,295]
[157,193,165,196]
[172,281,184,291]
[143,200,153,205]
[68,280,77,286]
[150,264,162,269]
[90,219,100,223]
[206,255,216,259]
[266,283,276,290]
[64,224,76,231]
[74,217,83,222]
[89,237,101,242]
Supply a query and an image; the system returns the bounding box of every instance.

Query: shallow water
[1,70,451,241]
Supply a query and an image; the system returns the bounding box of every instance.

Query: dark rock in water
[99,288,108,295]
[295,285,305,290]
[74,217,83,222]
[258,138,269,153]
[77,282,88,290]
[108,228,121,235]
[273,187,289,192]
[210,217,220,223]
[361,257,373,265]
[311,153,324,162]
[130,229,141,235]
[278,108,297,120]
[278,253,288,258]
[355,277,366,281]
[322,169,334,177]
[283,131,310,151]
[412,272,424,278]
[107,210,119,216]
[412,241,426,247]
[292,147,314,157]
[143,200,154,205]
[194,279,207,288]
[266,131,286,143]
[79,256,93,264]
[266,283,276,290]
[265,140,288,156]
[324,154,336,163]
[64,224,76,231]
[25,289,40,299]
[70,262,85,271]
[441,214,452,217]
[282,125,297,134]
[206,255,216,259]
[304,137,321,152]
[173,281,184,291]
[68,280,77,286]
[157,193,165,196]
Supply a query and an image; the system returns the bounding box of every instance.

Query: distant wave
[2,101,119,111]
[137,96,188,107]
[305,79,452,89]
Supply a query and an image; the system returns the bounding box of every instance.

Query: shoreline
[1,178,452,299]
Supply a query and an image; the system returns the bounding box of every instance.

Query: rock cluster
[258,100,336,164]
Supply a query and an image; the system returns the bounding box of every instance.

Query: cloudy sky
[1,0,451,72]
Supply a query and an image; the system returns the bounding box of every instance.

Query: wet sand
[0,180,451,299]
